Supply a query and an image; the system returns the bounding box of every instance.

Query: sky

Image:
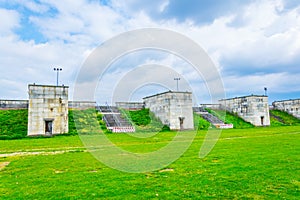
[0,0,300,105]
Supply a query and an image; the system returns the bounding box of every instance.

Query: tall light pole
[264,87,267,96]
[174,77,180,91]
[54,68,62,86]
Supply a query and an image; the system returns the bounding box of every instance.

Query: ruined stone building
[143,91,194,130]
[219,95,270,126]
[27,84,69,136]
[272,99,300,118]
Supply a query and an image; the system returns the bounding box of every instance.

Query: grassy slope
[270,109,300,126]
[0,109,28,139]
[69,109,104,134]
[194,113,211,130]
[122,108,169,132]
[207,109,254,129]
[0,109,104,139]
[0,126,299,199]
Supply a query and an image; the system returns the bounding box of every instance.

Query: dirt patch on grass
[0,149,86,158]
[0,162,10,171]
[159,168,174,173]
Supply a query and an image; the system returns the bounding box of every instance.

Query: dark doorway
[45,120,53,134]
[179,117,185,130]
[260,116,264,126]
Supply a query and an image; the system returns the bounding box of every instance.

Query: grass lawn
[0,126,299,199]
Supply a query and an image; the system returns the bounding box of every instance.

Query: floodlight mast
[54,67,62,86]
[264,87,267,96]
[174,77,180,91]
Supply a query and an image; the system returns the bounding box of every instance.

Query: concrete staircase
[103,114,132,127]
[201,113,224,124]
[193,107,233,129]
[97,105,135,133]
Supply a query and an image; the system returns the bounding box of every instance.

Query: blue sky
[0,0,300,104]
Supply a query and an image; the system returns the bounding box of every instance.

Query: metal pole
[54,68,62,86]
[56,70,59,86]
[174,78,180,91]
[264,87,267,96]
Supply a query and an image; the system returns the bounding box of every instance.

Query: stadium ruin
[0,84,299,135]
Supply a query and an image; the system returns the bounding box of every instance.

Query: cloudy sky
[1,0,300,104]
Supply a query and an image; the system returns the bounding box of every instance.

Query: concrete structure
[0,100,28,110]
[27,84,69,136]
[115,102,144,110]
[68,101,96,109]
[272,98,300,118]
[0,100,96,110]
[199,104,221,110]
[143,91,194,130]
[219,95,270,126]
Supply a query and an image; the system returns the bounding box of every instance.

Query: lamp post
[174,77,180,91]
[264,87,267,96]
[54,68,62,86]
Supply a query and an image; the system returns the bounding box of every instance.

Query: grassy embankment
[121,108,170,132]
[2,108,299,139]
[0,109,28,139]
[0,109,104,139]
[202,109,254,129]
[269,109,300,126]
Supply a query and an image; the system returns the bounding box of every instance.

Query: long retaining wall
[0,99,96,110]
[0,100,28,109]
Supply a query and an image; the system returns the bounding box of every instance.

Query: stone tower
[143,91,194,130]
[219,95,270,126]
[27,84,69,136]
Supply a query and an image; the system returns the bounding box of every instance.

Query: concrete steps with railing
[193,107,233,129]
[97,105,135,133]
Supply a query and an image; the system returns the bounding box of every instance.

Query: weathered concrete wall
[143,91,194,130]
[219,95,270,126]
[28,84,69,136]
[272,99,300,118]
[68,101,96,109]
[200,104,221,110]
[0,100,95,110]
[115,102,144,110]
[0,100,28,109]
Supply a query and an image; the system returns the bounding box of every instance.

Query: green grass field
[1,126,299,199]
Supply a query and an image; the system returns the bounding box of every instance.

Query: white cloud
[224,72,300,95]
[21,1,49,13]
[0,8,20,35]
[30,0,125,45]
[0,0,300,103]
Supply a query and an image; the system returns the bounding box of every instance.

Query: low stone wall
[0,100,96,110]
[200,104,221,110]
[68,101,96,109]
[115,102,144,110]
[0,100,28,110]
